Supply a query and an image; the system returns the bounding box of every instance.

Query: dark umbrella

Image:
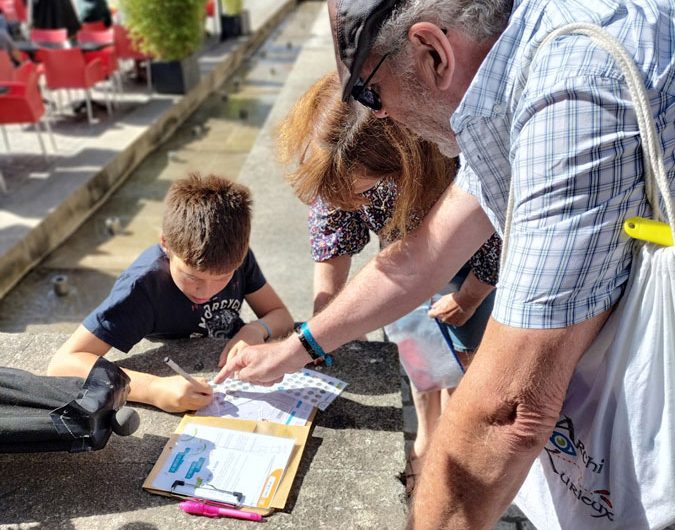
[32,0,81,37]
[0,357,139,453]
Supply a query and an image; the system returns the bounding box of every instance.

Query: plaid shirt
[454,0,675,328]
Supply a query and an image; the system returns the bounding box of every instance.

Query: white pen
[164,356,218,389]
[164,356,202,386]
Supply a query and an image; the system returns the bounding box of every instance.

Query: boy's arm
[218,283,294,367]
[427,270,495,327]
[47,324,112,376]
[48,325,212,413]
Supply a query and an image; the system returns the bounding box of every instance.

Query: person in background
[277,72,500,493]
[0,7,22,65]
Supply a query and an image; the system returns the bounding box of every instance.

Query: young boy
[48,173,294,413]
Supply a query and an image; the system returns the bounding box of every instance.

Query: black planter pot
[220,14,242,41]
[150,54,200,95]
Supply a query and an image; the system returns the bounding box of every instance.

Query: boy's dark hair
[162,173,252,273]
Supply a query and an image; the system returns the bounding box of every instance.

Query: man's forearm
[408,312,610,529]
[310,186,494,351]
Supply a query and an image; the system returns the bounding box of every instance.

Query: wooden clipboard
[143,413,314,515]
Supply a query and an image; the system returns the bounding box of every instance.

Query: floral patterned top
[308,179,501,286]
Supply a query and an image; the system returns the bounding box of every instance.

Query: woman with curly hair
[278,72,500,494]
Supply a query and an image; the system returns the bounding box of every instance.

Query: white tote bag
[506,24,675,530]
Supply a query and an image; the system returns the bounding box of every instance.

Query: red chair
[13,0,27,23]
[0,62,56,156]
[113,24,152,89]
[0,50,32,83]
[30,28,69,48]
[0,50,14,80]
[0,0,18,22]
[37,48,109,123]
[81,21,108,32]
[77,28,120,104]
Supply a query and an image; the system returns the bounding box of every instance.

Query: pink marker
[179,500,263,522]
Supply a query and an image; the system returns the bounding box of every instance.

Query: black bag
[0,357,139,453]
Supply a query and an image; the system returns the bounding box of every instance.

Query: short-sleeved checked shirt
[453,0,675,328]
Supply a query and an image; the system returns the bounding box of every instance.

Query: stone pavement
[0,2,540,529]
[0,333,407,530]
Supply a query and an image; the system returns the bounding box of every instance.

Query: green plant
[120,0,208,61]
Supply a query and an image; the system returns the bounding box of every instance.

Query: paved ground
[0,2,537,528]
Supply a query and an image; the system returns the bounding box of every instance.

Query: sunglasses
[350,53,389,111]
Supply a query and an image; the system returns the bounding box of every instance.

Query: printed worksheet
[149,422,295,509]
[197,368,348,422]
[196,387,314,426]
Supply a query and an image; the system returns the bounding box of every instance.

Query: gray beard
[396,67,460,158]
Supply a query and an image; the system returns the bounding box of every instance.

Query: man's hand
[214,335,312,385]
[218,323,267,367]
[148,375,213,413]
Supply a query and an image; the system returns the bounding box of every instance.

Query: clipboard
[143,413,314,515]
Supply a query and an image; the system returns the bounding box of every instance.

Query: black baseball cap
[329,0,401,102]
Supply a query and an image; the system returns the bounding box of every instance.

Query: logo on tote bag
[544,416,615,521]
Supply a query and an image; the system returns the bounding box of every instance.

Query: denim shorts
[433,265,495,353]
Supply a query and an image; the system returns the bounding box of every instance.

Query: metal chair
[37,47,109,123]
[112,24,152,90]
[77,28,121,105]
[0,61,56,157]
[0,50,33,83]
[30,28,68,48]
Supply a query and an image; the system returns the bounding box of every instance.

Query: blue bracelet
[252,319,272,341]
[298,323,334,367]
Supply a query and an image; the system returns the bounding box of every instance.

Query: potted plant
[220,0,243,41]
[120,0,208,94]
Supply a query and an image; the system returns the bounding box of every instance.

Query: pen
[164,357,201,386]
[179,500,263,522]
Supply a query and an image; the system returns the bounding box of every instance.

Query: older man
[218,0,675,528]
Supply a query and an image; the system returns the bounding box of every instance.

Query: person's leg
[404,386,440,496]
[440,386,455,413]
[410,386,441,460]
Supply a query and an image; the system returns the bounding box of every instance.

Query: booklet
[143,415,311,514]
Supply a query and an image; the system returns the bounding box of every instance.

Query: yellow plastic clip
[623,217,674,247]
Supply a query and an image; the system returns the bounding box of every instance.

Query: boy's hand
[218,323,267,367]
[150,375,213,413]
[214,335,312,386]
[428,292,477,327]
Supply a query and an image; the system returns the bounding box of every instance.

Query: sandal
[398,453,424,499]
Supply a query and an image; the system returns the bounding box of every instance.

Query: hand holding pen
[157,357,213,413]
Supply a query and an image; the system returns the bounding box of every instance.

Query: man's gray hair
[374,0,513,56]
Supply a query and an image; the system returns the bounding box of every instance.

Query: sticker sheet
[197,369,348,423]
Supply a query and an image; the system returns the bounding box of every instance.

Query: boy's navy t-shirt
[83,244,266,352]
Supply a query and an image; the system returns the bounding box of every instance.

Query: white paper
[196,387,314,425]
[150,422,295,508]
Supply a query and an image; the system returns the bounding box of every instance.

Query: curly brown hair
[162,173,252,273]
[277,72,454,238]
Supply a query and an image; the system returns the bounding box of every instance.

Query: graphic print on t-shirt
[198,298,243,338]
